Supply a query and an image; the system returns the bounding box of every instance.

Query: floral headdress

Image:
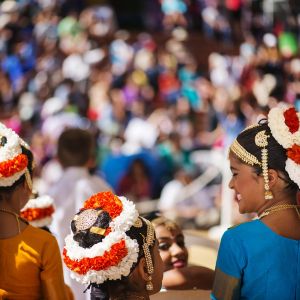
[268,106,300,188]
[0,123,31,188]
[63,191,155,285]
[20,195,55,227]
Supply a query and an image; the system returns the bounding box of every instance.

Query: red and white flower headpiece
[21,195,55,227]
[0,123,29,187]
[63,191,141,285]
[268,106,300,188]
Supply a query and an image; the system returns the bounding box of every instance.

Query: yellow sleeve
[40,235,71,300]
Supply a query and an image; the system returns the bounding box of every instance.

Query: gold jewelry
[89,226,106,235]
[133,217,143,228]
[25,169,33,191]
[146,275,153,291]
[230,139,261,166]
[255,130,273,200]
[74,209,103,231]
[258,204,300,219]
[0,208,26,233]
[140,217,155,279]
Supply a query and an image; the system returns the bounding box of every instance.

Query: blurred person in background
[146,212,214,290]
[47,127,112,299]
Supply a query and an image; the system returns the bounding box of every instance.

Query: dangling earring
[146,275,153,291]
[255,130,273,200]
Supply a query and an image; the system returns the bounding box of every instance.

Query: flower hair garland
[63,191,140,284]
[268,106,300,188]
[0,123,29,187]
[21,195,55,227]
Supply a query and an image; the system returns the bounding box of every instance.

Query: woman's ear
[268,169,279,188]
[136,257,149,282]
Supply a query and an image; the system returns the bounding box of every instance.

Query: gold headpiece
[255,130,273,200]
[230,140,261,166]
[140,217,155,291]
[230,129,273,200]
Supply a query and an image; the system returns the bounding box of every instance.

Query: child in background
[146,212,214,290]
[47,128,112,300]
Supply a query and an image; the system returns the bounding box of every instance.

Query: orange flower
[0,154,28,178]
[84,191,123,219]
[20,205,55,221]
[63,240,128,275]
[287,144,300,164]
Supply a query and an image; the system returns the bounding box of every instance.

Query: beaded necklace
[257,203,300,220]
[0,208,26,233]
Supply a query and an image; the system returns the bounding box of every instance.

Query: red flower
[20,205,55,221]
[63,240,128,275]
[284,107,299,133]
[0,154,28,178]
[287,144,300,164]
[84,191,123,219]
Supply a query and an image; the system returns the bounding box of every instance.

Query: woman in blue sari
[211,105,300,299]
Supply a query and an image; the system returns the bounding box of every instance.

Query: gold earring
[255,130,273,200]
[146,275,153,291]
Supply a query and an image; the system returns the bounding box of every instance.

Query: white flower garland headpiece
[0,123,29,187]
[63,191,145,285]
[268,106,300,188]
[21,195,55,227]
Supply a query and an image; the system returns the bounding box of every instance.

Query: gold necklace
[257,204,300,220]
[0,208,23,233]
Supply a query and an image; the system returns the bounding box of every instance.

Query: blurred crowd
[1,0,300,228]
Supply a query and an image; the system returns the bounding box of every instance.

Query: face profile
[154,221,188,272]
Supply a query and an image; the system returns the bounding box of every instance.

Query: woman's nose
[170,243,185,256]
[228,177,234,189]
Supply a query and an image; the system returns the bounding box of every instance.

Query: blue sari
[211,220,300,300]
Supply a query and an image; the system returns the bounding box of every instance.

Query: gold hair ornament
[140,217,155,291]
[230,140,261,166]
[89,226,106,235]
[74,209,103,231]
[255,130,273,200]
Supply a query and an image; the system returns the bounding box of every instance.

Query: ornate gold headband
[230,140,261,166]
[230,129,273,200]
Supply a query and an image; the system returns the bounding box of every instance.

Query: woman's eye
[158,243,170,251]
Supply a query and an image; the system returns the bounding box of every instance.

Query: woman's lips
[235,193,242,202]
[172,260,187,268]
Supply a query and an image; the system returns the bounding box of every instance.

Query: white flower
[286,158,300,189]
[29,217,53,227]
[22,195,54,210]
[110,196,139,232]
[66,235,139,284]
[268,107,298,149]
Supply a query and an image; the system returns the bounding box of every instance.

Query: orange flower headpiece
[63,191,143,285]
[0,123,30,187]
[268,106,300,188]
[21,195,55,227]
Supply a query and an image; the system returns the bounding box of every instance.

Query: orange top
[0,225,72,300]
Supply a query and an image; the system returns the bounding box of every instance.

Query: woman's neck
[256,195,296,216]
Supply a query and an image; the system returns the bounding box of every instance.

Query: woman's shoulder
[23,225,57,243]
[223,219,262,241]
